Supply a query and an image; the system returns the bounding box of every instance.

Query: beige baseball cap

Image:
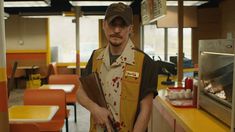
[104,2,133,26]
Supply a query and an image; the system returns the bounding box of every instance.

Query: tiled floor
[8,89,90,132]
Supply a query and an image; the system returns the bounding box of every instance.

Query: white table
[67,65,85,69]
[9,105,59,123]
[67,65,85,74]
[17,66,39,70]
[40,84,75,93]
[17,65,40,80]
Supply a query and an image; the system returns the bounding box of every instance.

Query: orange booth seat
[48,74,79,123]
[23,89,66,132]
[10,123,40,132]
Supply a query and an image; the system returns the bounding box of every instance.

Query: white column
[75,7,81,75]
[0,0,9,131]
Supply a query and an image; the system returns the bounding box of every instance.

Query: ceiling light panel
[4,0,51,7]
[166,0,207,6]
[69,1,132,6]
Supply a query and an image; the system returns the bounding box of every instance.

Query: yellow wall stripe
[76,50,80,54]
[56,62,87,67]
[0,68,6,82]
[57,62,76,67]
[80,62,87,67]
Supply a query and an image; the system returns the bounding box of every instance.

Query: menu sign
[141,0,151,25]
[141,0,166,25]
[149,0,166,23]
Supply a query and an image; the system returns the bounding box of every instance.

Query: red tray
[165,97,196,108]
[166,86,196,108]
[167,86,185,90]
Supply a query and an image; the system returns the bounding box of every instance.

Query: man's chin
[109,41,122,47]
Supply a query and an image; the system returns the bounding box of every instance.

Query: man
[77,2,158,132]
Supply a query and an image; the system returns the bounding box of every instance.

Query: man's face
[103,17,133,47]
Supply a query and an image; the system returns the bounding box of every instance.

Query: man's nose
[113,26,121,33]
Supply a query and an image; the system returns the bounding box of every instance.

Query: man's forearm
[76,82,98,112]
[133,110,151,132]
[133,94,153,132]
[77,82,114,130]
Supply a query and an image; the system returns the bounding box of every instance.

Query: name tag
[125,71,139,78]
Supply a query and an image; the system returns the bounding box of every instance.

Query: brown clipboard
[79,72,118,131]
[79,72,107,108]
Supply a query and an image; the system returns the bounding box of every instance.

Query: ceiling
[4,0,141,15]
[4,0,221,16]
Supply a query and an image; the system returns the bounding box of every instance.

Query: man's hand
[90,105,114,132]
[133,93,153,132]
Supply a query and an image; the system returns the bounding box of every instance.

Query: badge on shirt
[125,71,139,78]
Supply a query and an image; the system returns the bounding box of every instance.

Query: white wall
[5,15,47,50]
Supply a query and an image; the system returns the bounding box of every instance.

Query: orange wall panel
[6,53,46,60]
[0,81,7,112]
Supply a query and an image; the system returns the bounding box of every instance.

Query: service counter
[148,90,230,132]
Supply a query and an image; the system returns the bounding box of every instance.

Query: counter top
[155,90,230,132]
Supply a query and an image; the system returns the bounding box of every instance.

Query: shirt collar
[97,39,135,68]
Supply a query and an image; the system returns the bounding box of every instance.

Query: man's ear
[129,25,134,33]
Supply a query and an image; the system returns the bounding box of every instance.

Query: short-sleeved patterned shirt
[84,39,158,131]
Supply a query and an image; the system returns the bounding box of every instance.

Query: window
[143,25,164,60]
[49,16,101,63]
[168,28,178,60]
[49,16,76,63]
[167,28,192,59]
[79,16,100,62]
[143,25,192,61]
[183,28,192,59]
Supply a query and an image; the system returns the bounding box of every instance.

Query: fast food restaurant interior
[0,0,235,131]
